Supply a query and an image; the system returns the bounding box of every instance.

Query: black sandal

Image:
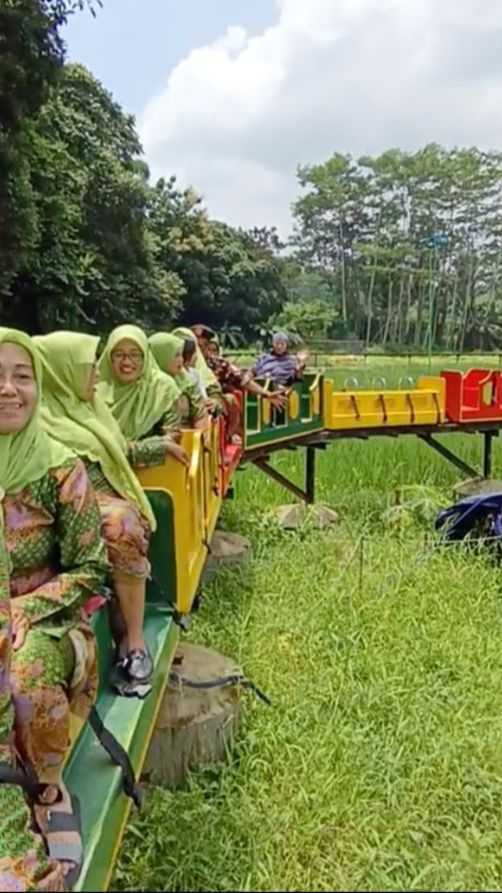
[113,648,154,699]
[34,785,83,890]
[121,648,153,683]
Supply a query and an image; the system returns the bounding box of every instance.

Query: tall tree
[10,64,183,332]
[0,0,98,302]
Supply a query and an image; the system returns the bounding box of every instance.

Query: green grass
[325,356,502,390]
[115,361,502,893]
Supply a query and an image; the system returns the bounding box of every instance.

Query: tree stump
[142,642,243,789]
[203,530,251,584]
[272,503,339,530]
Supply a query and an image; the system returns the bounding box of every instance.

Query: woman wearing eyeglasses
[98,324,187,468]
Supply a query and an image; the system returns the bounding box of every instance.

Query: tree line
[2,1,500,350]
[292,147,502,351]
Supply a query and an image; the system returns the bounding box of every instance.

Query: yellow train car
[137,427,221,616]
[325,376,446,431]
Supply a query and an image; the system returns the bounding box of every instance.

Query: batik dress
[0,456,107,891]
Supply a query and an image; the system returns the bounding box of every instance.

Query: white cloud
[140,0,502,235]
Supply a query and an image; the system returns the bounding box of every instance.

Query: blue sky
[63,0,275,117]
[62,0,502,233]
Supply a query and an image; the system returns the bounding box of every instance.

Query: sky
[64,0,502,235]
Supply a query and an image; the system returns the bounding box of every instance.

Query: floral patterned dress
[207,355,251,393]
[84,419,176,582]
[0,457,107,891]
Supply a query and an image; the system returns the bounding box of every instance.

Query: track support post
[306,446,316,505]
[483,431,496,479]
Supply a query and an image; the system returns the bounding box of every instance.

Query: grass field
[115,360,502,892]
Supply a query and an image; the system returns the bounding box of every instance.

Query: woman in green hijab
[172,326,224,412]
[99,324,187,465]
[149,332,208,429]
[0,328,107,890]
[34,330,156,689]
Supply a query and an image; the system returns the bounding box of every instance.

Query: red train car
[442,369,502,423]
[218,391,243,495]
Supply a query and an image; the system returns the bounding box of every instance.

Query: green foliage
[0,0,100,301]
[293,146,502,351]
[0,0,59,299]
[0,2,288,336]
[171,221,287,337]
[217,323,246,349]
[270,298,338,339]
[5,63,185,331]
[285,266,337,306]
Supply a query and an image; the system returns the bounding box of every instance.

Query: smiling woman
[34,330,160,691]
[98,324,186,467]
[111,339,145,382]
[0,328,107,891]
[0,341,38,434]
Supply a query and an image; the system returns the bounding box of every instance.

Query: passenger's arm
[205,382,225,414]
[127,404,188,468]
[128,434,188,469]
[15,460,108,627]
[155,401,188,465]
[185,379,208,424]
[127,437,167,468]
[245,379,285,407]
[160,399,182,442]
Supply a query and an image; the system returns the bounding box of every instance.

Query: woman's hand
[268,391,286,408]
[11,607,30,651]
[195,415,211,432]
[297,350,309,369]
[205,398,217,412]
[163,440,189,467]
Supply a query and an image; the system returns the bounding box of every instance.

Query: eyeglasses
[112,350,143,363]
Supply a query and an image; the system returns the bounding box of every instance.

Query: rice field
[115,359,502,892]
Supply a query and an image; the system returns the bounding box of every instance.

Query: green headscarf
[149,331,195,397]
[33,331,156,530]
[148,332,183,375]
[98,324,180,440]
[172,327,219,389]
[0,328,72,526]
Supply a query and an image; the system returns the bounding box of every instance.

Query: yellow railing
[137,428,213,615]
